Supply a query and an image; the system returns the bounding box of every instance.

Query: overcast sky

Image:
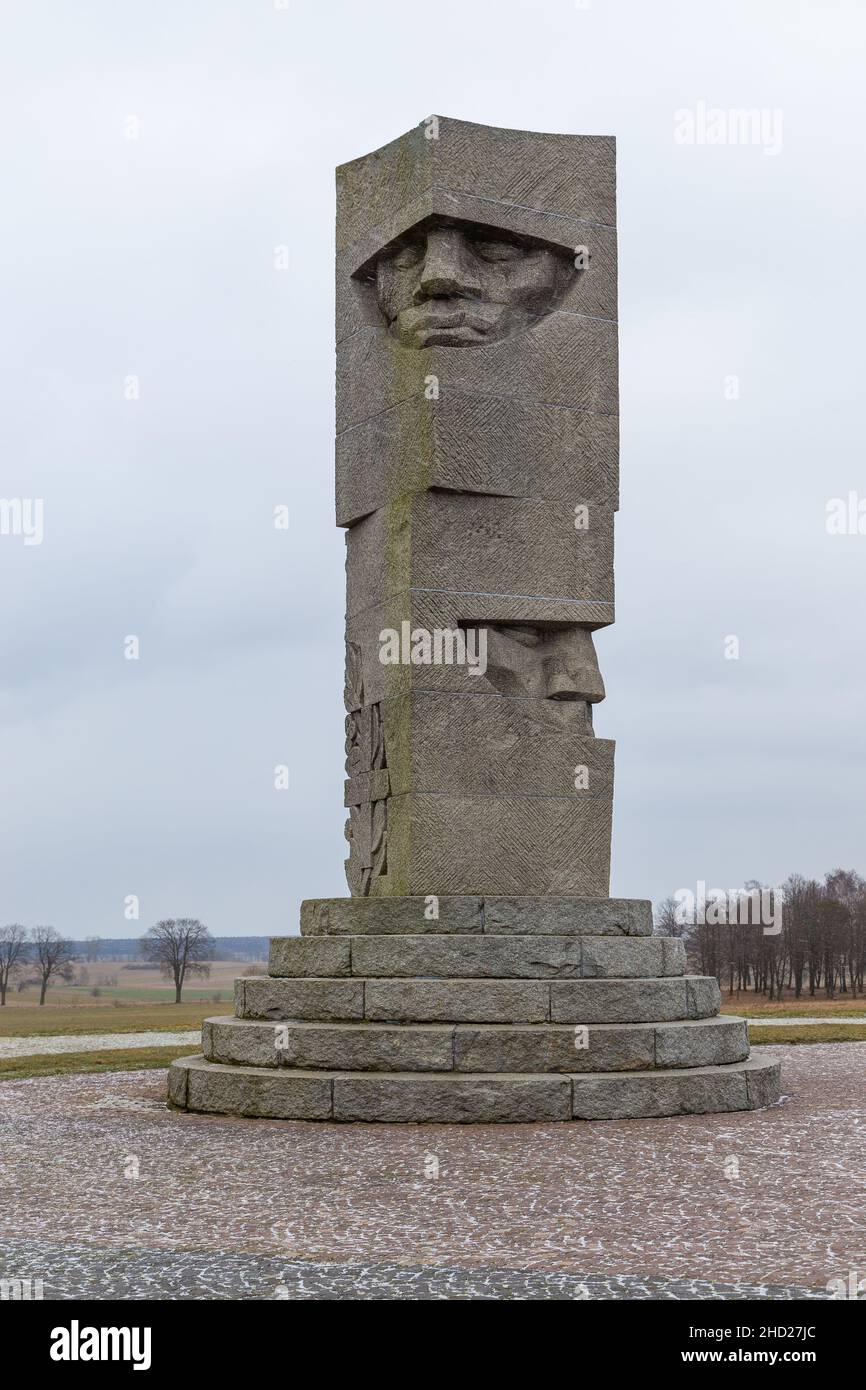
[1,0,864,938]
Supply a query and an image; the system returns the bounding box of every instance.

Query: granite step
[267,934,686,980]
[235,974,721,1024]
[168,1054,781,1123]
[202,1015,749,1073]
[300,896,653,937]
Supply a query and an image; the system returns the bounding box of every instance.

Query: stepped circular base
[168,1054,781,1124]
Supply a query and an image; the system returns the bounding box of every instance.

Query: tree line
[0,919,213,1005]
[655,868,866,1000]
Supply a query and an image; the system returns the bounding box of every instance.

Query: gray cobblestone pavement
[0,1238,831,1300]
[0,1043,863,1301]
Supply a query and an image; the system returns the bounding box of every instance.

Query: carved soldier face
[480,623,605,733]
[373,219,573,349]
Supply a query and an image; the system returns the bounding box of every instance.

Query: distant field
[0,1002,232,1037]
[1,960,265,1015]
[720,993,866,1018]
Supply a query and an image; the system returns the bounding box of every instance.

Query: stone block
[238,976,365,1021]
[364,979,550,1023]
[174,1056,334,1120]
[570,1058,779,1120]
[550,977,714,1024]
[332,1072,572,1123]
[351,933,583,979]
[204,1017,453,1072]
[453,1022,656,1073]
[578,936,685,979]
[345,493,615,617]
[482,897,651,936]
[653,1017,749,1068]
[336,391,619,529]
[268,938,352,978]
[300,896,483,935]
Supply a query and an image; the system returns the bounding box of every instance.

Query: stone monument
[169,117,780,1122]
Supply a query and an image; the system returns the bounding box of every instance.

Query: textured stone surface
[301,896,483,935]
[300,896,651,937]
[351,934,584,978]
[173,1056,332,1121]
[376,694,614,799]
[571,1058,780,1121]
[268,938,351,978]
[347,934,681,979]
[237,977,365,1021]
[346,493,615,616]
[364,979,550,1023]
[336,390,619,527]
[336,116,616,250]
[3,1046,858,1292]
[372,791,612,898]
[483,897,651,936]
[168,1054,780,1123]
[200,1016,747,1075]
[550,976,720,1024]
[0,1238,833,1301]
[332,1073,573,1123]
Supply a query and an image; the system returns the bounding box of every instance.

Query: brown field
[720,990,866,1018]
[748,1024,866,1045]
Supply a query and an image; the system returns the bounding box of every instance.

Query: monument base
[167,898,781,1123]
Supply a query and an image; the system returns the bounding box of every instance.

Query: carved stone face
[480,623,605,733]
[373,219,573,349]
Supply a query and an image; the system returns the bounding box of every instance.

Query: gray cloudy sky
[2,0,864,938]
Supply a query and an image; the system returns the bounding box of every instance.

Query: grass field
[748,1024,866,1045]
[720,993,866,1018]
[0,1002,232,1037]
[0,1045,196,1081]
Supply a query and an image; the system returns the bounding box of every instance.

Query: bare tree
[0,924,28,1006]
[31,926,73,1006]
[140,919,213,1003]
[83,936,102,963]
[654,895,685,937]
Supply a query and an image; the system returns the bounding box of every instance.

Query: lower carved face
[481,624,605,732]
[374,220,572,349]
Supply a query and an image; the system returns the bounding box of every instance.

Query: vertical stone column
[168,118,781,1124]
[337,116,618,899]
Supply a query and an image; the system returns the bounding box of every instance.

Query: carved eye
[504,626,543,648]
[471,237,525,263]
[390,242,424,270]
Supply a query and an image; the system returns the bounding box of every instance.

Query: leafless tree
[31,926,74,1006]
[83,936,102,963]
[654,895,686,937]
[140,918,213,1003]
[0,924,28,1006]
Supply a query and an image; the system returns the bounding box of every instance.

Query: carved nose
[545,644,606,704]
[414,229,478,302]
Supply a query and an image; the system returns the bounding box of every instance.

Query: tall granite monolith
[169,118,780,1122]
